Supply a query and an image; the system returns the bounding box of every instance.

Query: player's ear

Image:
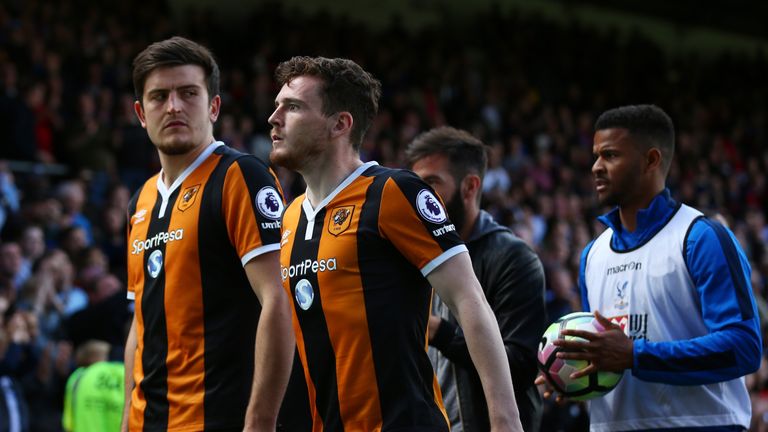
[645,148,662,173]
[134,100,147,128]
[330,112,353,138]
[461,174,482,203]
[209,95,221,123]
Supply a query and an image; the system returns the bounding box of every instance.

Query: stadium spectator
[0,242,28,294]
[407,126,547,431]
[0,307,35,432]
[20,250,87,344]
[55,181,93,245]
[0,164,21,237]
[19,225,46,271]
[62,340,124,432]
[66,273,130,354]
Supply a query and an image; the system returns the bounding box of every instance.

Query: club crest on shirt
[328,206,354,236]
[614,280,629,310]
[256,186,284,220]
[416,189,447,224]
[177,184,201,212]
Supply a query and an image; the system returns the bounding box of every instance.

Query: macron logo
[606,261,642,276]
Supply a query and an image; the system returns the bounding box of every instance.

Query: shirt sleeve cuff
[631,337,645,375]
[240,243,281,266]
[420,245,468,276]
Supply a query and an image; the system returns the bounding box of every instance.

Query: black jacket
[430,210,546,431]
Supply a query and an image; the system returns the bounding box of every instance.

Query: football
[537,312,623,401]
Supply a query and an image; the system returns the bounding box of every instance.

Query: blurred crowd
[1,0,767,430]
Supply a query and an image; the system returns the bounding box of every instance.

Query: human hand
[534,373,566,403]
[553,311,633,379]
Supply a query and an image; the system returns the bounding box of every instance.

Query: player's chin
[596,191,618,207]
[269,149,300,170]
[156,139,196,156]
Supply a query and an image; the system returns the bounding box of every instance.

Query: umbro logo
[281,230,292,246]
[131,209,147,224]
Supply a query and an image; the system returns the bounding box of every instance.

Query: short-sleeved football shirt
[126,142,284,431]
[280,161,467,431]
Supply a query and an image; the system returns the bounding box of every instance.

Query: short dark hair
[595,104,675,175]
[405,126,488,201]
[132,36,220,103]
[274,56,382,150]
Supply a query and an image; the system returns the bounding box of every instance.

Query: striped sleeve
[221,156,285,265]
[378,170,466,276]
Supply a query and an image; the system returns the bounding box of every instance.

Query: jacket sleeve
[430,234,547,386]
[579,240,596,312]
[632,218,762,384]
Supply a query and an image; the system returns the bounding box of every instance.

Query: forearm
[633,321,761,385]
[121,316,137,432]
[244,296,294,430]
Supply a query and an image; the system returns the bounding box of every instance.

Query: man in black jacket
[407,126,546,432]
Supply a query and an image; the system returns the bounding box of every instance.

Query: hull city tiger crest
[177,184,201,212]
[328,206,354,236]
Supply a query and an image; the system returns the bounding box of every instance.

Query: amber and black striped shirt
[280,161,467,431]
[126,142,284,431]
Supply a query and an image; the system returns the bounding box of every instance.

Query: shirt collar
[598,189,678,250]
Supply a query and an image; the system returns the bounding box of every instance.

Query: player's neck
[158,139,212,188]
[617,186,663,232]
[302,148,363,208]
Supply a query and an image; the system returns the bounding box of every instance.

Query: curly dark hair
[275,56,382,150]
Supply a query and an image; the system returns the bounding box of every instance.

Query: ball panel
[536,312,623,401]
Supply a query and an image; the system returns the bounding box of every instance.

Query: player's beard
[596,173,639,208]
[155,139,198,156]
[270,135,325,172]
[444,188,466,233]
